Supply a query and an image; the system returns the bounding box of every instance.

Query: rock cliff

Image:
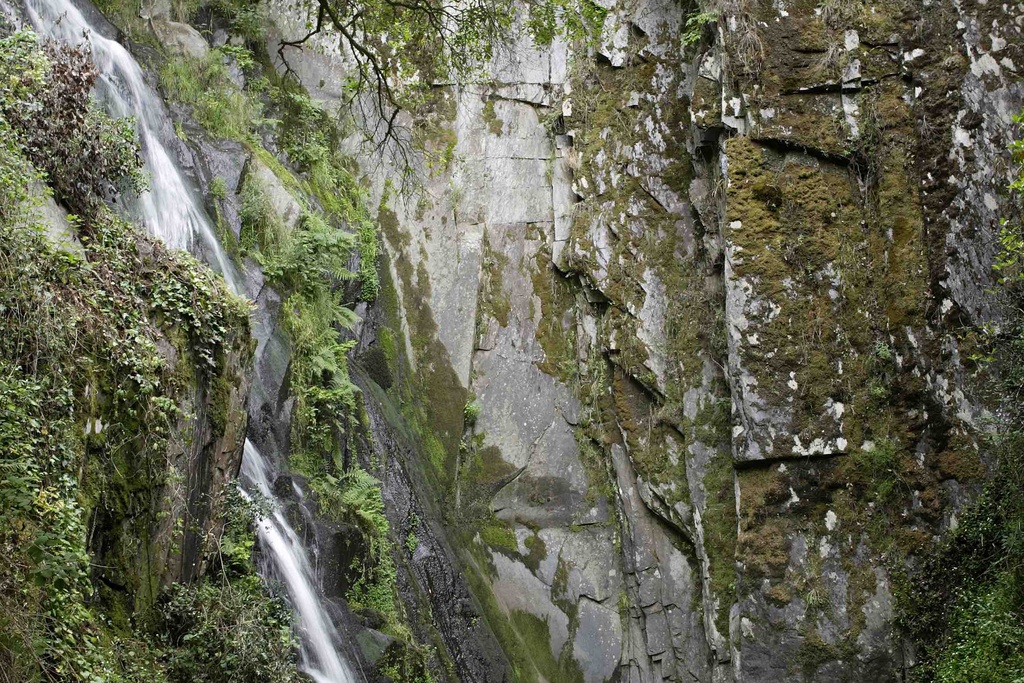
[18,0,1020,678]
[264,0,1024,679]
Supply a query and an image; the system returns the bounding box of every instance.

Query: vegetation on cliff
[266,0,606,150]
[134,1,444,674]
[0,30,298,682]
[896,115,1024,683]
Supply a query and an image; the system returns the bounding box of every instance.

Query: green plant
[851,438,905,506]
[0,32,145,215]
[159,49,262,142]
[208,176,227,200]
[358,219,380,301]
[406,531,419,553]
[526,0,607,47]
[238,172,285,254]
[260,83,379,302]
[208,0,267,40]
[933,578,1024,683]
[154,580,297,683]
[464,400,482,426]
[682,10,717,47]
[218,44,255,69]
[897,110,1024,682]
[0,33,278,682]
[336,469,406,637]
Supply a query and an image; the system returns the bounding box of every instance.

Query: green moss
[530,244,579,382]
[701,449,738,637]
[479,231,511,328]
[208,372,234,438]
[507,611,584,683]
[796,632,858,679]
[482,98,504,136]
[376,200,467,489]
[479,520,518,552]
[735,465,790,583]
[522,533,547,573]
[376,640,437,683]
[848,438,907,507]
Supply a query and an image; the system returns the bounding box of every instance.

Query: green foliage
[237,91,374,462]
[288,465,405,639]
[0,366,97,681]
[268,82,380,301]
[153,488,298,683]
[464,400,482,426]
[406,530,419,553]
[273,0,603,149]
[0,34,277,683]
[209,177,228,200]
[851,438,905,506]
[238,171,285,253]
[208,0,267,40]
[255,208,360,459]
[933,577,1024,683]
[357,219,380,302]
[91,0,150,43]
[0,31,145,215]
[159,48,262,142]
[267,212,356,293]
[682,11,718,47]
[275,87,334,167]
[525,0,607,47]
[283,457,409,644]
[376,643,437,683]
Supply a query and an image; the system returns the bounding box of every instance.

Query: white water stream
[242,440,357,683]
[25,0,240,292]
[27,2,357,680]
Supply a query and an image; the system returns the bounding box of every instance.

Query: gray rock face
[150,19,208,58]
[33,181,85,256]
[247,0,1023,679]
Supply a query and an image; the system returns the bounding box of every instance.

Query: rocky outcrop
[711,0,1023,679]
[131,0,1024,678]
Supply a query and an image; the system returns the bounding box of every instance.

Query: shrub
[934,578,1024,683]
[208,0,267,40]
[0,32,270,683]
[154,580,297,683]
[464,400,482,426]
[0,31,145,215]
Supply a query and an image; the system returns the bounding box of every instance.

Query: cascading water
[24,0,240,292]
[241,440,357,683]
[27,2,358,680]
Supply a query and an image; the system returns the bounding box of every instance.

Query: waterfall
[241,440,357,683]
[26,2,358,680]
[24,0,240,293]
